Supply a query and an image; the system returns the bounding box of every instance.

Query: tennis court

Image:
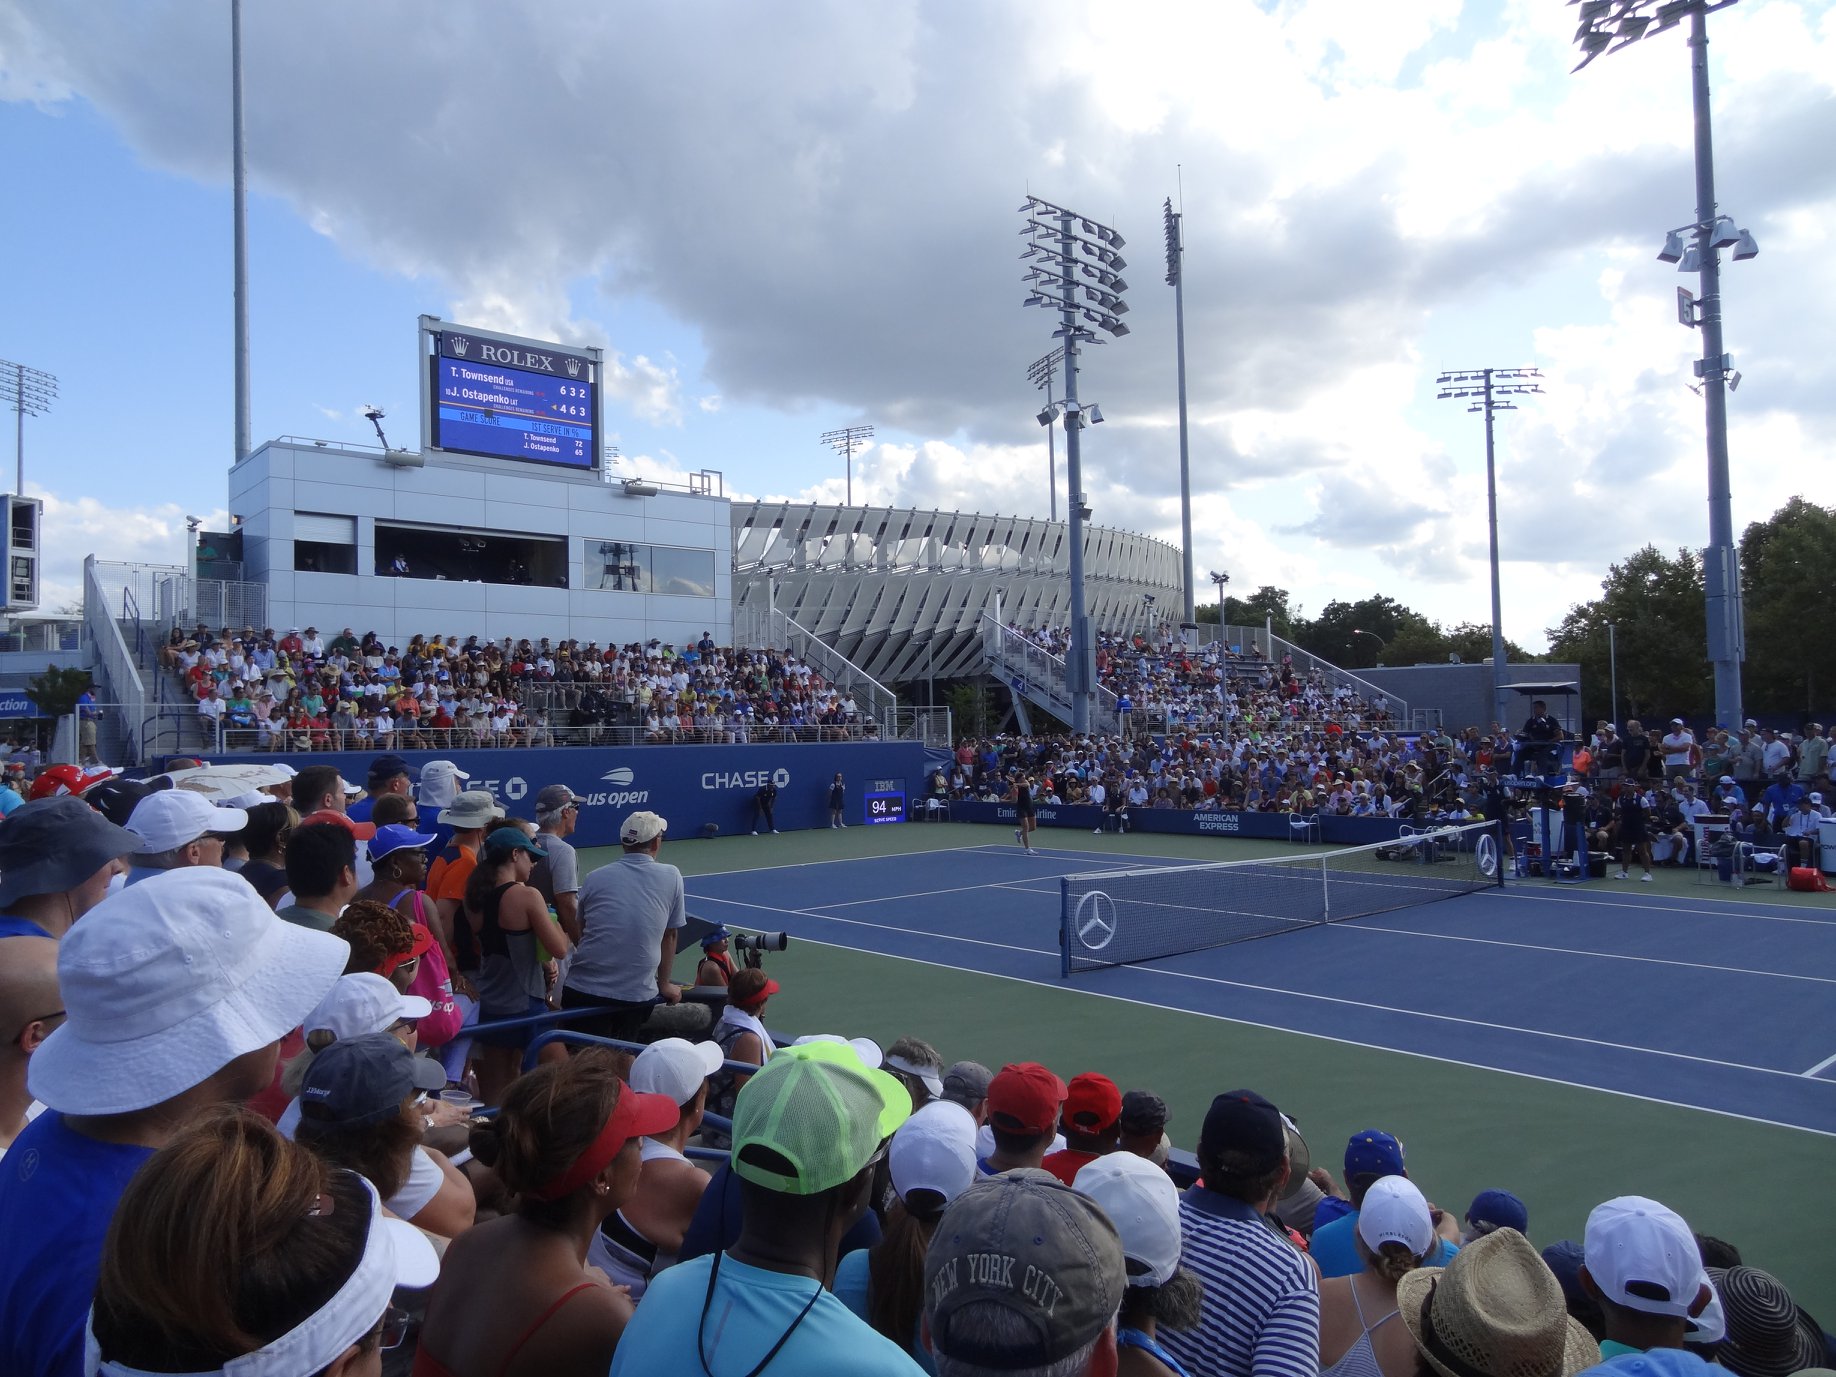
[577,819,1836,1310]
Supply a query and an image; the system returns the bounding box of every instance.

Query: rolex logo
[564,358,581,378]
[450,336,470,357]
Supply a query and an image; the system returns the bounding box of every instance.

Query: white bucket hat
[30,868,349,1116]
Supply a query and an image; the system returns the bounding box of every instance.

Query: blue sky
[3,0,1832,645]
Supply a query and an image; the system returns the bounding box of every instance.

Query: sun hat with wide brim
[1397,1229,1600,1377]
[1709,1265,1827,1377]
[29,868,349,1116]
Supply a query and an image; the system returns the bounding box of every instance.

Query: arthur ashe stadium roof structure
[731,501,1184,704]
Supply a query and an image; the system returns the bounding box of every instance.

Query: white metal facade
[732,502,1184,684]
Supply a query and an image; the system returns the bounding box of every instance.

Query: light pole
[231,0,251,464]
[820,425,875,507]
[1571,0,1757,728]
[0,360,57,497]
[1164,194,1195,626]
[1607,620,1619,727]
[1021,194,1130,735]
[1437,367,1543,732]
[1027,348,1064,522]
[1208,569,1230,628]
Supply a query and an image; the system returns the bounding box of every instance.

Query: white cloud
[30,488,227,614]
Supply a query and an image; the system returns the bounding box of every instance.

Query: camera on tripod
[732,930,789,969]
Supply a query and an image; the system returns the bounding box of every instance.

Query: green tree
[1547,546,1707,725]
[28,665,93,720]
[942,682,990,740]
[1739,498,1836,716]
[1221,585,1294,639]
[1298,596,1429,668]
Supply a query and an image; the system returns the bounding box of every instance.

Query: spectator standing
[348,752,418,824]
[278,819,363,931]
[1042,1071,1123,1185]
[75,684,99,764]
[923,1168,1127,1377]
[0,869,348,1377]
[1621,720,1653,785]
[429,788,503,980]
[1319,1176,1440,1377]
[1396,1229,1598,1377]
[1760,727,1793,781]
[1075,1150,1202,1377]
[610,1040,918,1377]
[1309,1131,1459,1279]
[0,935,58,1157]
[530,784,585,943]
[830,770,849,828]
[467,828,569,1106]
[419,1050,678,1377]
[1159,1089,1320,1377]
[122,791,249,886]
[562,811,686,1041]
[1660,720,1698,782]
[1797,722,1829,785]
[0,797,138,939]
[87,1109,438,1377]
[590,1037,724,1298]
[1577,1197,1720,1359]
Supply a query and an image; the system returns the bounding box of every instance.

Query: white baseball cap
[630,1037,723,1106]
[29,869,348,1115]
[127,790,249,853]
[1074,1150,1183,1286]
[620,810,668,845]
[889,1102,978,1208]
[1357,1174,1436,1260]
[1583,1196,1719,1335]
[304,973,432,1042]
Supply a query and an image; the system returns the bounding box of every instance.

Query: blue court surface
[685,841,1836,1137]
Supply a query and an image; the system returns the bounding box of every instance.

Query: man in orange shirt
[426,789,502,1002]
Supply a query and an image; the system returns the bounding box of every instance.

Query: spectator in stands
[278,819,362,931]
[591,1037,723,1298]
[940,1061,993,1126]
[122,791,248,886]
[467,827,570,1105]
[563,810,687,1042]
[1311,1131,1458,1278]
[1119,1089,1172,1168]
[1160,1089,1319,1377]
[979,1061,1067,1176]
[1707,1264,1830,1377]
[1318,1176,1439,1377]
[923,1167,1127,1377]
[1760,727,1793,782]
[88,1108,437,1377]
[0,797,137,940]
[1462,1189,1528,1244]
[0,869,347,1377]
[1661,720,1698,781]
[430,788,503,989]
[696,924,736,987]
[1397,1229,1599,1377]
[834,1102,980,1371]
[610,1040,916,1377]
[885,1034,946,1113]
[1782,793,1828,867]
[1075,1150,1202,1377]
[1042,1071,1123,1185]
[348,752,417,824]
[0,934,58,1158]
[295,1030,476,1243]
[530,784,585,944]
[230,799,295,908]
[1577,1197,1719,1359]
[292,763,352,819]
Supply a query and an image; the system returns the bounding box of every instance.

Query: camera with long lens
[731,930,789,969]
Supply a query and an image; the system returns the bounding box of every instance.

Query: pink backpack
[399,889,464,1047]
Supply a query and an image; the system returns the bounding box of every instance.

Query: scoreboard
[864,779,907,825]
[427,327,598,470]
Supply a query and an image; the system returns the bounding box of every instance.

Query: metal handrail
[1265,629,1408,724]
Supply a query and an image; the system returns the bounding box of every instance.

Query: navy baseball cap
[1344,1129,1406,1180]
[1467,1188,1529,1235]
[366,754,419,784]
[1199,1089,1285,1173]
[299,1033,444,1129]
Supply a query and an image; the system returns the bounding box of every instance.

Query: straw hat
[1397,1229,1600,1377]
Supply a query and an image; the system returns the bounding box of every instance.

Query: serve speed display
[864,780,907,825]
[431,329,597,469]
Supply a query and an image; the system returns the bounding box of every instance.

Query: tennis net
[1059,821,1504,974]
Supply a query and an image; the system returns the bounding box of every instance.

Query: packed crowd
[1006,623,1394,733]
[0,751,1831,1376]
[160,622,872,751]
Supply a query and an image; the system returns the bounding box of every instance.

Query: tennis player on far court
[1012,773,1039,855]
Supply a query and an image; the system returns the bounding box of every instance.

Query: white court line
[1487,890,1836,926]
[1803,1051,1836,1078]
[688,893,1813,1083]
[684,843,998,883]
[1341,923,1836,986]
[688,894,1835,1139]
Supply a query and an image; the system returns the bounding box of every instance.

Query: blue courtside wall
[950,800,1419,846]
[158,742,929,848]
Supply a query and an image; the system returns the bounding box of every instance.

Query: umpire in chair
[1512,699,1565,778]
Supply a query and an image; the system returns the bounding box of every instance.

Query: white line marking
[688,894,1814,1082]
[716,911,1836,1140]
[1803,1051,1836,1078]
[1342,923,1836,986]
[1487,890,1836,926]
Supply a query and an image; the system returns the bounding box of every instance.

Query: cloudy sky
[2,0,1832,648]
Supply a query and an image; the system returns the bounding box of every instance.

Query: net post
[1320,854,1331,922]
[1059,877,1073,979]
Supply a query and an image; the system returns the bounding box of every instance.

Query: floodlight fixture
[1709,217,1741,249]
[1731,228,1759,260]
[620,478,659,497]
[0,357,58,495]
[1087,405,1104,425]
[1678,244,1701,273]
[1658,229,1685,263]
[820,424,876,506]
[1037,404,1059,427]
[1727,371,1741,391]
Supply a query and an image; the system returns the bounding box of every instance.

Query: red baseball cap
[986,1062,1068,1136]
[1061,1072,1122,1133]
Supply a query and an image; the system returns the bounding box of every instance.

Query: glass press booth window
[588,541,716,597]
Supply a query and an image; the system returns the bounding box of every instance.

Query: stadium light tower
[1165,193,1196,627]
[1021,194,1130,734]
[1208,569,1230,625]
[1436,367,1543,730]
[230,0,252,464]
[820,425,875,506]
[1027,347,1065,522]
[0,359,57,497]
[1570,0,1756,728]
